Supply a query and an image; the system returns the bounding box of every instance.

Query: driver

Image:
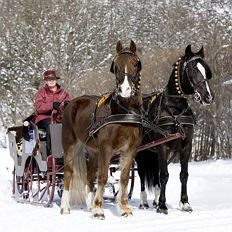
[34,70,71,154]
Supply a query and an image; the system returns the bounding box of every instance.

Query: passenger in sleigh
[33,70,71,153]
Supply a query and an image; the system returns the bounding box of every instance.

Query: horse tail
[69,142,87,206]
[135,149,160,192]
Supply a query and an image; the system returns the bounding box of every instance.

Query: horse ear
[196,46,204,58]
[185,44,193,56]
[110,61,115,74]
[129,40,136,53]
[137,60,142,72]
[116,41,123,53]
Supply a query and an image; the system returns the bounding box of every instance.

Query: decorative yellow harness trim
[151,92,161,104]
[98,93,111,107]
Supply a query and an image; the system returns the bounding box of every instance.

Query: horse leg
[60,144,75,214]
[136,153,149,209]
[152,152,160,208]
[179,145,193,212]
[118,151,136,217]
[139,171,149,209]
[157,145,169,214]
[153,184,161,208]
[86,151,98,211]
[92,146,112,219]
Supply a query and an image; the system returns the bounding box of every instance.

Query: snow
[223,80,232,86]
[1,147,232,232]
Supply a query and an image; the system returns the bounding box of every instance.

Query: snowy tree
[0,0,231,158]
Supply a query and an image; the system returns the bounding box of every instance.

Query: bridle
[110,49,142,97]
[174,55,211,103]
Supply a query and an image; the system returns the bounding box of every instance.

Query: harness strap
[157,115,195,126]
[89,114,143,137]
[151,92,161,104]
[98,93,111,107]
[89,113,169,138]
[157,115,195,139]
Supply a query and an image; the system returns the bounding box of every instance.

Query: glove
[53,101,61,110]
[64,100,70,109]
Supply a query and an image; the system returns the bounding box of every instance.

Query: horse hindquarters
[60,99,91,214]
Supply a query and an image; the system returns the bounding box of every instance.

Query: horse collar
[174,56,203,96]
[174,57,185,96]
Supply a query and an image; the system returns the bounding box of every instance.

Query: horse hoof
[139,203,149,209]
[93,213,105,220]
[23,192,29,199]
[157,207,168,214]
[153,201,158,209]
[121,212,133,217]
[179,202,193,212]
[60,208,70,214]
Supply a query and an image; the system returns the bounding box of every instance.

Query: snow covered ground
[1,147,232,232]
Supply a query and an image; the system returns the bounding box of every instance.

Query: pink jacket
[34,84,71,124]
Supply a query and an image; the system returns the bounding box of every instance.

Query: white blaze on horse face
[197,62,212,100]
[119,66,132,98]
[197,62,206,79]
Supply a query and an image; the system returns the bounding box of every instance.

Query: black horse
[136,44,214,214]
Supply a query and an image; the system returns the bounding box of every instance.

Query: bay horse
[136,44,214,214]
[60,40,143,219]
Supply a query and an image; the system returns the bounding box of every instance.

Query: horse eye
[207,70,212,79]
[116,70,124,81]
[193,63,198,68]
[117,70,124,76]
[131,74,136,80]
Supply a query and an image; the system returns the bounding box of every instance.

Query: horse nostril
[118,87,122,93]
[194,92,201,102]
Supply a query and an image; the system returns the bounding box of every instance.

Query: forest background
[0,0,231,160]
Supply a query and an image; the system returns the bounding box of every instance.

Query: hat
[43,70,60,80]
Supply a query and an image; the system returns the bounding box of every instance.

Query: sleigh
[7,107,182,208]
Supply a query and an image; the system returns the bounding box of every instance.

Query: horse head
[110,40,142,98]
[174,44,214,105]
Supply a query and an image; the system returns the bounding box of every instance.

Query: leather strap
[157,115,195,126]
